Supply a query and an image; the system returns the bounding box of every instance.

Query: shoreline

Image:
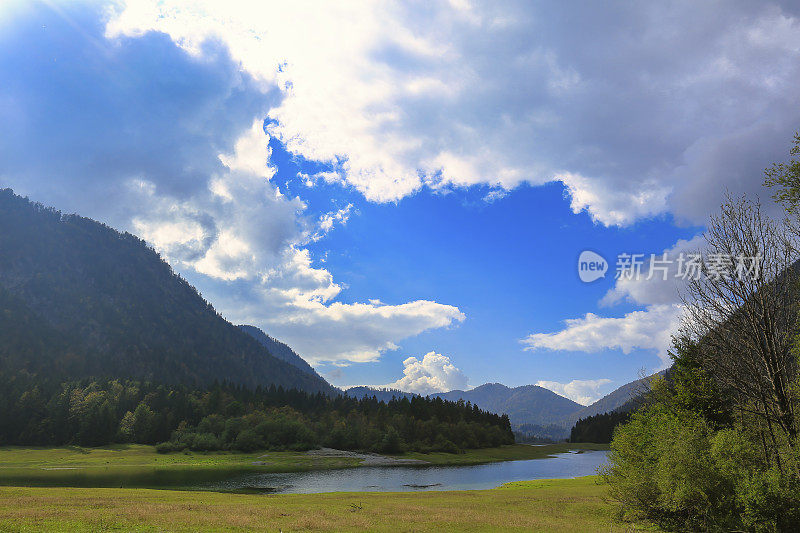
[0,443,609,492]
[0,476,650,532]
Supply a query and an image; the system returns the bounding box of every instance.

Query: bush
[155,441,186,453]
[376,427,404,454]
[190,432,222,451]
[197,415,225,437]
[603,405,800,531]
[431,435,461,454]
[233,429,264,452]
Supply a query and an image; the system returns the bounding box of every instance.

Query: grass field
[0,476,656,532]
[0,443,608,490]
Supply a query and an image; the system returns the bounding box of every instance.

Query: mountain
[564,372,661,427]
[347,383,583,429]
[435,383,584,427]
[238,325,322,380]
[0,189,332,394]
[564,372,663,443]
[345,386,417,403]
[347,374,660,441]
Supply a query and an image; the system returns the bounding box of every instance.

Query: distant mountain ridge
[347,382,583,430]
[345,386,416,403]
[347,374,659,440]
[435,383,583,427]
[0,189,333,394]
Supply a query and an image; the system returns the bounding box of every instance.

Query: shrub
[233,429,264,452]
[190,432,222,451]
[155,441,185,453]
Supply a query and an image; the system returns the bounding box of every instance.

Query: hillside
[0,190,332,393]
[563,372,661,428]
[239,325,324,381]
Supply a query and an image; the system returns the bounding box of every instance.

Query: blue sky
[2,0,799,404]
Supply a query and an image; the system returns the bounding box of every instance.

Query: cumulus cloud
[523,234,712,370]
[108,0,800,225]
[601,234,707,307]
[381,352,469,395]
[204,247,466,364]
[558,172,670,227]
[521,304,683,367]
[536,379,613,406]
[130,125,466,363]
[106,118,468,365]
[0,2,466,366]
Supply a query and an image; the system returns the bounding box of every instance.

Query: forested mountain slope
[238,325,324,381]
[0,189,332,393]
[563,372,662,428]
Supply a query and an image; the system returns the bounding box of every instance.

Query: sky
[1,0,799,405]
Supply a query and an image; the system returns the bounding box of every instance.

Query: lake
[206,450,609,494]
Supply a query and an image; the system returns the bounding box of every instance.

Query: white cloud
[222,247,466,364]
[536,379,613,406]
[521,304,683,367]
[381,352,469,395]
[307,204,354,243]
[524,234,710,371]
[601,234,706,307]
[108,1,800,226]
[134,125,466,364]
[131,120,303,282]
[0,3,467,368]
[558,172,670,227]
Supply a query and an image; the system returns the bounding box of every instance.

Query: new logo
[578,250,608,283]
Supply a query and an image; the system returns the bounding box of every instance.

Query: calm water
[206,450,609,494]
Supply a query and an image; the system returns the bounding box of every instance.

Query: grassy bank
[0,443,608,490]
[0,476,653,532]
[397,442,608,465]
[0,444,359,489]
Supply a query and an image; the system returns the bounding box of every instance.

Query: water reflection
[207,450,609,494]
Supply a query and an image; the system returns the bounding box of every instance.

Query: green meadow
[0,443,655,532]
[0,476,658,532]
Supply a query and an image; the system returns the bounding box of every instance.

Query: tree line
[569,411,630,444]
[0,370,514,454]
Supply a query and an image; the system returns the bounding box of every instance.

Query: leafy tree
[764,132,800,213]
[604,135,800,529]
[131,402,157,444]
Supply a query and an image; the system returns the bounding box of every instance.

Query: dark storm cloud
[0,1,274,223]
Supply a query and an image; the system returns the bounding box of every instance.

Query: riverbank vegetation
[603,135,800,531]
